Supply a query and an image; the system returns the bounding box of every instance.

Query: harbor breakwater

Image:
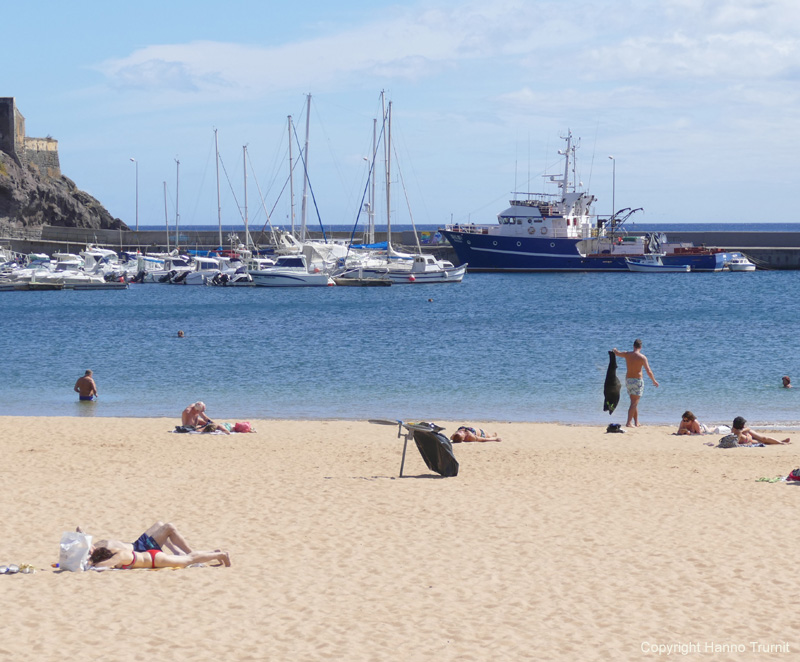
[5,225,800,269]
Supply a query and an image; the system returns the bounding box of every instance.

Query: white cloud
[77,0,800,224]
[96,1,530,103]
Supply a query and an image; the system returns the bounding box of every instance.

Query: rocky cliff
[0,149,128,231]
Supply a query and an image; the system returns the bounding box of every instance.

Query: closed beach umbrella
[412,427,459,477]
[369,420,459,477]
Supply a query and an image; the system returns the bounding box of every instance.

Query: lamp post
[129,157,139,231]
[608,155,615,222]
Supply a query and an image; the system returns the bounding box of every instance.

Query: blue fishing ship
[439,132,732,272]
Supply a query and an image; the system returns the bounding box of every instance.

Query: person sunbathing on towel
[201,422,231,435]
[731,416,791,445]
[677,411,703,435]
[89,545,230,569]
[450,426,502,443]
[76,521,194,556]
[182,401,212,430]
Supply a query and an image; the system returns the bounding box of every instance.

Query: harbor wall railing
[4,226,800,269]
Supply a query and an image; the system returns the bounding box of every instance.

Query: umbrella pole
[398,423,411,477]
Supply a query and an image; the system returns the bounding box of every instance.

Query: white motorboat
[208,257,254,286]
[727,255,756,271]
[246,256,276,271]
[143,255,194,283]
[625,255,691,273]
[173,256,222,285]
[336,253,466,284]
[251,255,334,287]
[52,252,85,272]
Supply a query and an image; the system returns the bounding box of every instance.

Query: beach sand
[1,416,798,661]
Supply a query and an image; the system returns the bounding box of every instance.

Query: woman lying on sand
[677,411,703,435]
[450,426,502,443]
[89,544,231,569]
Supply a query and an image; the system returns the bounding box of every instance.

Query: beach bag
[233,421,252,433]
[59,531,92,571]
[718,434,739,449]
[787,468,800,482]
[606,423,625,434]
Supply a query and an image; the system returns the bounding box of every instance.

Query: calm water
[2,271,799,427]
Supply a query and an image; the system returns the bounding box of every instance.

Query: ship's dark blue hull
[439,230,727,272]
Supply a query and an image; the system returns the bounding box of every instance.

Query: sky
[5,0,800,229]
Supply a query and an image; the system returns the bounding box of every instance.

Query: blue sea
[2,270,800,428]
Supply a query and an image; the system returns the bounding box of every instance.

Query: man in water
[612,339,658,427]
[74,369,98,401]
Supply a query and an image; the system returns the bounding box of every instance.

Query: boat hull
[626,261,691,273]
[251,271,333,287]
[336,264,466,284]
[439,230,728,272]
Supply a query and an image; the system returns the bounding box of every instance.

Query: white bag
[59,531,92,571]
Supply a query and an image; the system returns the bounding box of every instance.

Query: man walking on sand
[613,339,658,427]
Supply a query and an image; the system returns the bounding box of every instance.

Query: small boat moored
[250,255,335,287]
[727,254,756,271]
[625,255,691,273]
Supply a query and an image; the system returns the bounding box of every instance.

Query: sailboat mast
[163,180,170,252]
[175,158,180,249]
[300,93,311,242]
[243,145,250,249]
[384,95,392,249]
[288,115,295,237]
[215,129,222,248]
[369,117,376,244]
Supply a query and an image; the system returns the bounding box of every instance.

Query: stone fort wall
[0,97,61,178]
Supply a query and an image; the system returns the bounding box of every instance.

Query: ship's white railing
[443,224,492,235]
[444,223,601,239]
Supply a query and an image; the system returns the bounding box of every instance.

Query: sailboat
[249,96,337,287]
[335,95,466,284]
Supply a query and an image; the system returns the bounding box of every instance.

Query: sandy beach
[1,416,798,661]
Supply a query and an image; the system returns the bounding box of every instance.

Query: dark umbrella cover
[412,428,459,477]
